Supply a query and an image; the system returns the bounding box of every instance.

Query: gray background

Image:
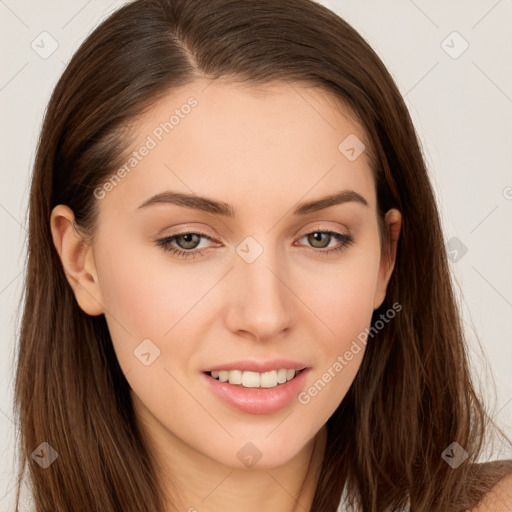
[1,0,511,509]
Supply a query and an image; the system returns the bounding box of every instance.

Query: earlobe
[373,208,402,310]
[50,205,104,316]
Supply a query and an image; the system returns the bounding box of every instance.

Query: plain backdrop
[0,0,511,509]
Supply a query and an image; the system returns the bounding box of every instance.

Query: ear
[50,204,104,316]
[373,208,402,310]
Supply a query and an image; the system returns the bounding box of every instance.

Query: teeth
[228,370,242,385]
[242,371,260,388]
[209,368,298,388]
[260,370,277,388]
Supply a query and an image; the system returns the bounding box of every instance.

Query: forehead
[101,79,376,216]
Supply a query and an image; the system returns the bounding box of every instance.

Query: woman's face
[56,79,400,471]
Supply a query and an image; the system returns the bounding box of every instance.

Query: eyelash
[155,228,355,259]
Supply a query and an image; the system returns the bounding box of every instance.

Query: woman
[14,0,512,510]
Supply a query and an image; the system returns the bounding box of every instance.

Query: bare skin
[51,79,402,512]
[469,474,512,511]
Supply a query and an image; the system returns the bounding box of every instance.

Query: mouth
[205,368,306,389]
[203,365,311,415]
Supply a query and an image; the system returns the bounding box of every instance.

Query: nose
[223,249,295,342]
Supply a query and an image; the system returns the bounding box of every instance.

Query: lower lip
[202,369,310,415]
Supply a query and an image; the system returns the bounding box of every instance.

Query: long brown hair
[14,0,511,510]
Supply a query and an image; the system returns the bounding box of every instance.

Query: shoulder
[468,472,512,512]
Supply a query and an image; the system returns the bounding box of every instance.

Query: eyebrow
[137,189,368,216]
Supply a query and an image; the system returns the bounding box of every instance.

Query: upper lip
[204,359,309,373]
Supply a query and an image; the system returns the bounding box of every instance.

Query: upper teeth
[210,369,297,388]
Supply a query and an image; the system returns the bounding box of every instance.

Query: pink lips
[202,360,310,415]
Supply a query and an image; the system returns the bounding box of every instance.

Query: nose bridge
[225,237,294,339]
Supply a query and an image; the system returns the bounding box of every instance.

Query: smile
[207,368,302,388]
[203,366,310,415]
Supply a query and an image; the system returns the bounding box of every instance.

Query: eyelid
[298,223,350,236]
[165,228,213,239]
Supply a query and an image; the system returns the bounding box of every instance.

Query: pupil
[311,232,328,248]
[180,234,198,249]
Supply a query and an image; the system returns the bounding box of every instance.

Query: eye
[155,228,354,259]
[155,231,216,259]
[296,230,354,255]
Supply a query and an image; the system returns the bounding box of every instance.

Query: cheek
[298,250,380,339]
[94,236,222,380]
[295,290,373,429]
[95,237,211,334]
[295,249,380,403]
